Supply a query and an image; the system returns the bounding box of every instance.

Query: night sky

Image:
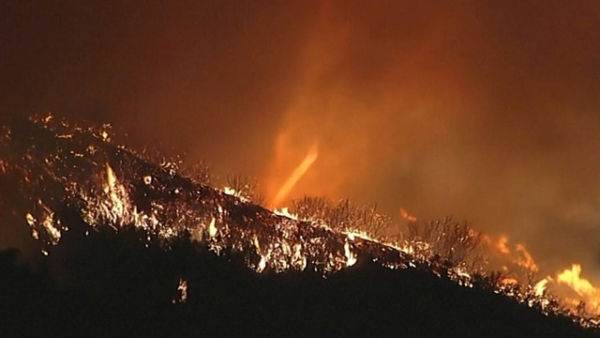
[2,1,600,282]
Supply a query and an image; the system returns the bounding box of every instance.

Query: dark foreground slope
[0,230,596,338]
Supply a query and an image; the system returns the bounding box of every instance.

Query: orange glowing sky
[2,1,600,282]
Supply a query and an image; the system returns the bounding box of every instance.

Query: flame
[399,208,417,222]
[25,213,39,240]
[222,186,250,202]
[102,163,130,225]
[208,217,217,238]
[534,278,548,297]
[485,235,539,274]
[500,277,518,285]
[257,256,267,273]
[515,244,538,273]
[172,278,188,304]
[273,207,299,221]
[557,264,600,313]
[25,213,35,227]
[344,236,357,267]
[105,163,117,191]
[223,187,237,196]
[41,210,60,245]
[270,144,318,208]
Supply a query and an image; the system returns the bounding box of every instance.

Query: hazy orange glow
[399,208,417,222]
[496,236,511,255]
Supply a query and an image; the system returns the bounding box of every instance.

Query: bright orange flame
[557,264,600,314]
[270,144,318,208]
[557,264,599,298]
[534,278,548,297]
[515,243,538,273]
[105,163,117,191]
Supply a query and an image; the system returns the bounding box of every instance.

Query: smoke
[2,1,600,281]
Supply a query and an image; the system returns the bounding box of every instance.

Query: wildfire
[270,144,318,208]
[222,186,250,202]
[273,207,299,221]
[101,162,132,227]
[484,235,539,275]
[3,115,600,329]
[515,244,538,273]
[557,264,600,314]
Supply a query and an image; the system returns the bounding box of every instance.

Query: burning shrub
[224,174,263,204]
[406,218,484,268]
[181,161,211,186]
[291,196,392,239]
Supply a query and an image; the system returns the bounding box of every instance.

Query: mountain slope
[0,115,597,337]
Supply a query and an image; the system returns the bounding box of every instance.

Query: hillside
[0,115,598,337]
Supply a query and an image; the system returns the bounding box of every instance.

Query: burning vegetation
[0,114,599,332]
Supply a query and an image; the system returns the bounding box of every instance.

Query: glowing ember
[25,213,35,227]
[173,278,188,304]
[41,212,61,245]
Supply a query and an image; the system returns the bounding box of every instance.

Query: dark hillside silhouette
[0,229,596,338]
